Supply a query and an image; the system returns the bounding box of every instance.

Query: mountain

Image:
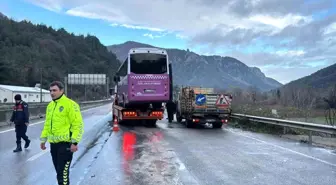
[0,12,6,19]
[107,41,282,91]
[0,14,120,100]
[282,62,336,89]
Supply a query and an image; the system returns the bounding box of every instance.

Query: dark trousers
[167,111,174,123]
[50,142,74,185]
[15,124,29,145]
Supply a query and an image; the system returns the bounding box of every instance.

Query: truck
[175,87,232,128]
[112,47,173,127]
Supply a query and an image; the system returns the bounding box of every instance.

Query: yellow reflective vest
[40,94,84,144]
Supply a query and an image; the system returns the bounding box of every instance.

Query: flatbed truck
[111,62,173,127]
[176,87,232,128]
[112,104,164,127]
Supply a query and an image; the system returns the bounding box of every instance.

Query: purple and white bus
[113,47,171,109]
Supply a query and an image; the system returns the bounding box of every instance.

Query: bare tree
[260,92,268,101]
[276,89,281,100]
[279,86,296,107]
[230,87,248,105]
[280,85,316,120]
[247,86,259,104]
[324,85,336,126]
[296,87,316,121]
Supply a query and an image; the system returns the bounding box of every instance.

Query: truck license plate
[205,123,213,127]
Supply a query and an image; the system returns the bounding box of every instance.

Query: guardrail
[231,113,336,145]
[0,99,112,127]
[0,99,112,109]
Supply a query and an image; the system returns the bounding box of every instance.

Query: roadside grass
[230,104,335,138]
[232,104,329,124]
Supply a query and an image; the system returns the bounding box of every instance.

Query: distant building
[0,84,51,103]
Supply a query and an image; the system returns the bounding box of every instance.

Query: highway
[0,104,335,185]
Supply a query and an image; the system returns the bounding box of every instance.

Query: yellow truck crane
[175,87,232,128]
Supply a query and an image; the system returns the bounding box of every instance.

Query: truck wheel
[176,112,182,123]
[213,123,222,129]
[185,119,194,128]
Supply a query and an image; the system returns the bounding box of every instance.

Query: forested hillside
[0,14,120,100]
[282,63,336,90]
[229,62,336,125]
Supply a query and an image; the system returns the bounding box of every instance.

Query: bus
[113,47,171,109]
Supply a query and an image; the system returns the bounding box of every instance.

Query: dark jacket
[166,100,176,113]
[10,101,29,124]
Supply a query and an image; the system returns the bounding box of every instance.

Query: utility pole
[40,67,42,103]
[106,77,110,99]
[64,77,68,96]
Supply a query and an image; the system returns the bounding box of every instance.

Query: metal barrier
[0,99,112,127]
[231,113,336,145]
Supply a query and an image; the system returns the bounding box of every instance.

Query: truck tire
[176,112,182,123]
[213,123,222,129]
[185,119,194,128]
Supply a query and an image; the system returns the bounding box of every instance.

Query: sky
[1,0,336,84]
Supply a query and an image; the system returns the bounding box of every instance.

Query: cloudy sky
[1,0,336,84]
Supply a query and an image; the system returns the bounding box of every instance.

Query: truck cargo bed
[176,87,232,128]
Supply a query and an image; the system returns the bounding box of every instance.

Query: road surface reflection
[122,132,136,175]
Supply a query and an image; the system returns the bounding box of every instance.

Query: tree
[248,86,259,103]
[0,16,120,100]
[295,87,316,121]
[324,85,336,126]
[276,89,281,100]
[231,87,245,104]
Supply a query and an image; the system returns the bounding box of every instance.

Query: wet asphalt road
[0,105,336,185]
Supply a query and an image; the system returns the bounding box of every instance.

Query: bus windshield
[130,53,167,74]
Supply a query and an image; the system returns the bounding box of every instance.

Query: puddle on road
[120,130,183,185]
[70,124,184,185]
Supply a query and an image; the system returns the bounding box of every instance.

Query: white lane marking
[25,113,110,162]
[328,151,336,156]
[175,157,200,185]
[176,157,186,170]
[27,149,50,162]
[0,121,44,134]
[226,129,336,168]
[0,105,109,134]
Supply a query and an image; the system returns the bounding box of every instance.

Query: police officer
[10,94,31,152]
[166,100,175,123]
[40,81,84,185]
